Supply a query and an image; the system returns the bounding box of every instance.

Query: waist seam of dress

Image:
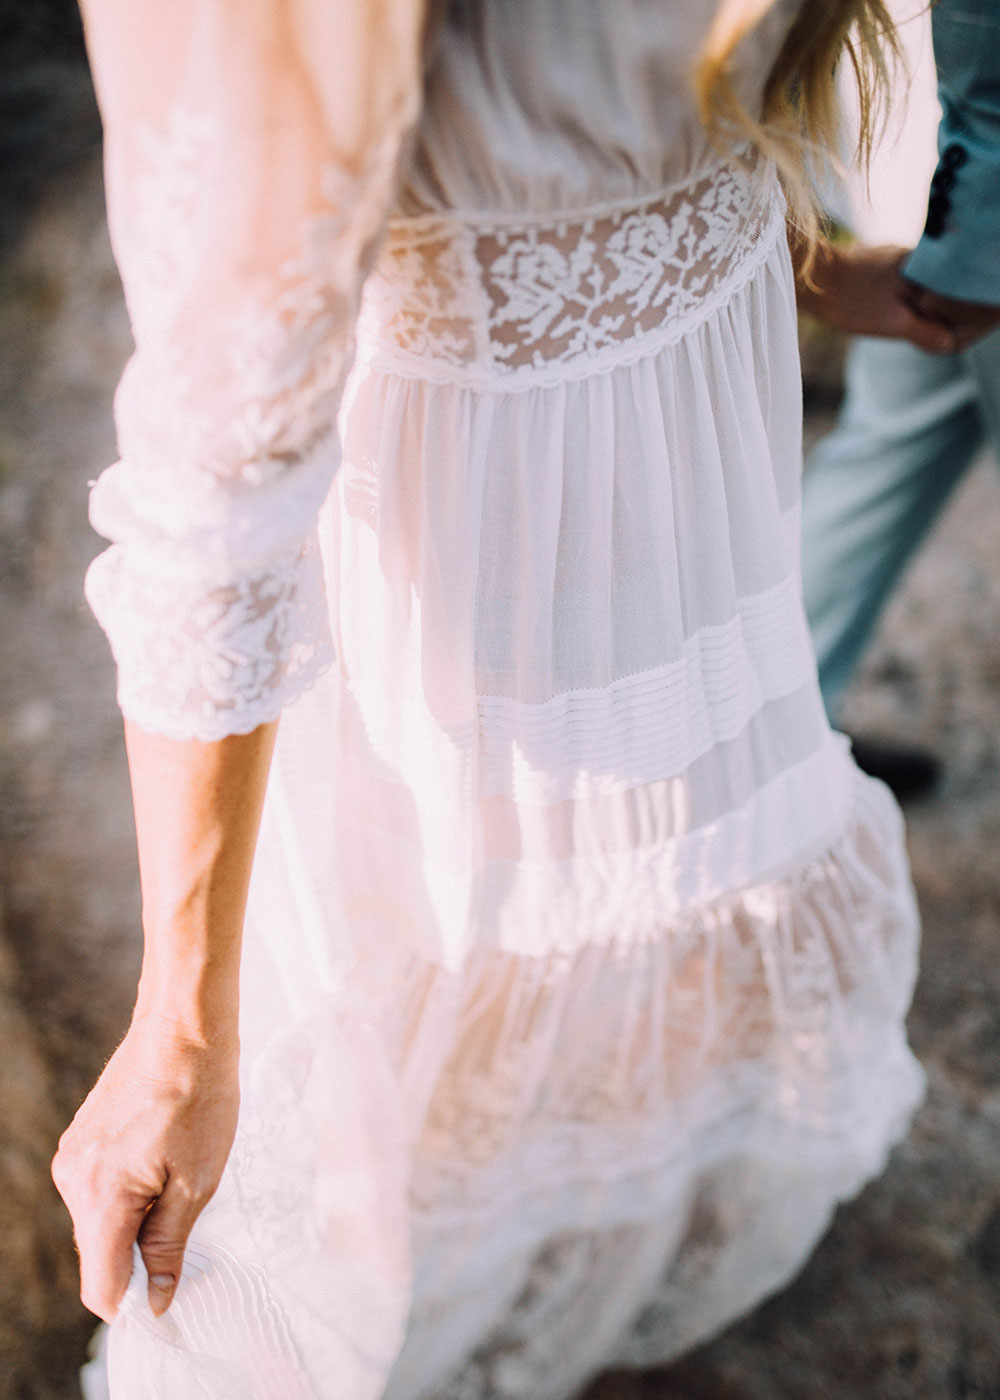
[389,146,764,229]
[354,199,786,394]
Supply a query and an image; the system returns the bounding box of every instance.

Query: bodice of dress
[359,152,783,392]
[403,0,798,217]
[81,0,801,740]
[362,1,798,393]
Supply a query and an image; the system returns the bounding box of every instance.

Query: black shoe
[848,735,941,802]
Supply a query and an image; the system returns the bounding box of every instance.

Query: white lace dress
[80,0,925,1396]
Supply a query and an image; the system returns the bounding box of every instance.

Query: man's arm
[903,0,1000,307]
[797,0,1000,354]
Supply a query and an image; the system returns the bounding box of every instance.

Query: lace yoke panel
[356,154,785,391]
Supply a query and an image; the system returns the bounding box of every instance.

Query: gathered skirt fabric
[86,197,925,1400]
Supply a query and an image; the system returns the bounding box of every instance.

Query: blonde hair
[696,0,902,242]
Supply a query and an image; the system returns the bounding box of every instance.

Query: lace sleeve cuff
[86,526,334,742]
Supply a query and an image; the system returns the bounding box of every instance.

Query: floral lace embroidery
[85,531,334,741]
[127,108,216,319]
[90,106,411,740]
[357,153,784,390]
[116,113,404,487]
[379,786,922,1399]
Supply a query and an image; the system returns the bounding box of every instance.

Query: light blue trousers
[801,329,1000,721]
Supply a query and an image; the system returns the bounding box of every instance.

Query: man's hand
[794,239,1000,354]
[899,281,1000,353]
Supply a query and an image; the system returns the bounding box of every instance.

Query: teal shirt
[903,0,1000,306]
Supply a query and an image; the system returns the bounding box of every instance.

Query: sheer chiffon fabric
[80,1,924,1396]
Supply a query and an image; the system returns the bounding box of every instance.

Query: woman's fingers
[52,1140,156,1322]
[54,1140,217,1320]
[52,1022,241,1321]
[137,1173,213,1315]
[76,1203,148,1322]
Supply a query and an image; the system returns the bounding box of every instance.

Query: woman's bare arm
[52,721,276,1322]
[125,720,277,1038]
[58,0,428,1327]
[791,235,960,352]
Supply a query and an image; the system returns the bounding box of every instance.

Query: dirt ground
[2,80,1000,1400]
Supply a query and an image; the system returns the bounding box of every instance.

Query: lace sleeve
[80,0,425,739]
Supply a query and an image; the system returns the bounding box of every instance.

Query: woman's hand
[52,721,275,1321]
[793,241,963,353]
[52,1011,240,1322]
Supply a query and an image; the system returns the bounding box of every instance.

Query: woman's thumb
[137,1183,197,1316]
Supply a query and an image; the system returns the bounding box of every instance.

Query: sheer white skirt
[85,162,925,1400]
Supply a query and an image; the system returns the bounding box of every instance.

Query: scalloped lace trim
[85,532,334,742]
[356,153,785,391]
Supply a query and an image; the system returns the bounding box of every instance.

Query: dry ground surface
[3,70,1000,1400]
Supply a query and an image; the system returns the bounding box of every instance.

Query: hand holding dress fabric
[60,0,427,1326]
[53,718,278,1320]
[52,1014,240,1322]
